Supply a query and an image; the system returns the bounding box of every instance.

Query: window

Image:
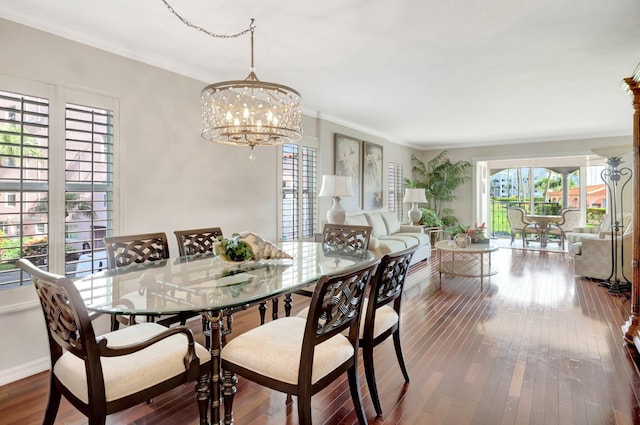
[64,103,113,277]
[6,193,16,207]
[0,84,116,290]
[281,143,317,241]
[388,163,403,221]
[0,90,50,289]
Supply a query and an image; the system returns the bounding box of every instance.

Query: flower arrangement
[445,222,487,243]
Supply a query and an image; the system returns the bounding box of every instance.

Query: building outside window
[0,87,115,289]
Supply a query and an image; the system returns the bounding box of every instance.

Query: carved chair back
[321,223,372,257]
[301,260,378,374]
[104,232,170,269]
[174,227,223,257]
[17,259,106,398]
[364,246,416,332]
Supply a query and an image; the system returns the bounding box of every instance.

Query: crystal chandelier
[162,1,303,159]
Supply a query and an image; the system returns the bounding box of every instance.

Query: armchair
[567,213,633,255]
[17,258,211,425]
[573,229,633,282]
[506,207,539,246]
[547,208,583,249]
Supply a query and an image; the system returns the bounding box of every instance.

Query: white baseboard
[0,357,50,387]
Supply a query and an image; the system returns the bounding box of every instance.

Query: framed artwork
[334,133,361,210]
[362,141,383,209]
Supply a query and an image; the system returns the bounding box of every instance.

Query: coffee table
[435,240,499,290]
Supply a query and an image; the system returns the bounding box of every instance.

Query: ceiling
[2,0,640,150]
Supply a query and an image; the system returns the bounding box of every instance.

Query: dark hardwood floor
[2,246,640,425]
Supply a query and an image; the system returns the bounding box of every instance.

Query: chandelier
[162,1,303,159]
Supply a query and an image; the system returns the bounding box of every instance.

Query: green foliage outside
[490,198,606,236]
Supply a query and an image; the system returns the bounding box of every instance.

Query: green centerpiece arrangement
[215,233,254,262]
[214,232,293,262]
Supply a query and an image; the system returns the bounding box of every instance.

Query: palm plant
[30,193,95,218]
[407,151,471,226]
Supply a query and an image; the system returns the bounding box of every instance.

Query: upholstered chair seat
[55,322,211,403]
[221,317,353,385]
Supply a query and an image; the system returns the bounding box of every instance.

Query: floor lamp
[592,146,633,293]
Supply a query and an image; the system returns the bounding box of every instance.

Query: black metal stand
[597,156,632,294]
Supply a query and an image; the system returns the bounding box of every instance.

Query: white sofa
[345,211,431,264]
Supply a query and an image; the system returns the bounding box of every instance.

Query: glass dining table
[74,241,377,425]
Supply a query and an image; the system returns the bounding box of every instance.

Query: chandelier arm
[161,0,254,39]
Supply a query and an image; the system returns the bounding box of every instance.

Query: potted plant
[420,207,444,245]
[407,151,472,227]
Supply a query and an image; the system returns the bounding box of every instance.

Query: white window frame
[278,136,318,241]
[0,75,119,287]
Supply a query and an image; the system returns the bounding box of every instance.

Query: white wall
[0,18,418,385]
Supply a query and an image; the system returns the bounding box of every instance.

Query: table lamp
[319,175,355,224]
[403,188,427,225]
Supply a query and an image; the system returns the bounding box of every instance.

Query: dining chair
[17,258,211,425]
[104,232,188,330]
[174,227,223,256]
[297,245,416,416]
[547,208,582,249]
[292,223,373,300]
[506,207,539,246]
[359,245,416,416]
[220,260,379,425]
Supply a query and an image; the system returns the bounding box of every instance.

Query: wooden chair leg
[43,378,62,425]
[297,391,313,425]
[347,365,368,425]
[393,330,410,383]
[362,343,382,416]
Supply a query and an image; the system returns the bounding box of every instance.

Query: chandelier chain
[161,0,254,39]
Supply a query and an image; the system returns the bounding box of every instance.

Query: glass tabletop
[75,241,376,315]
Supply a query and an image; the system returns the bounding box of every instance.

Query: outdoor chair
[506,207,539,246]
[546,208,582,249]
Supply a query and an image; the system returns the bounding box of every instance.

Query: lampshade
[590,144,632,158]
[319,175,355,198]
[402,188,427,203]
